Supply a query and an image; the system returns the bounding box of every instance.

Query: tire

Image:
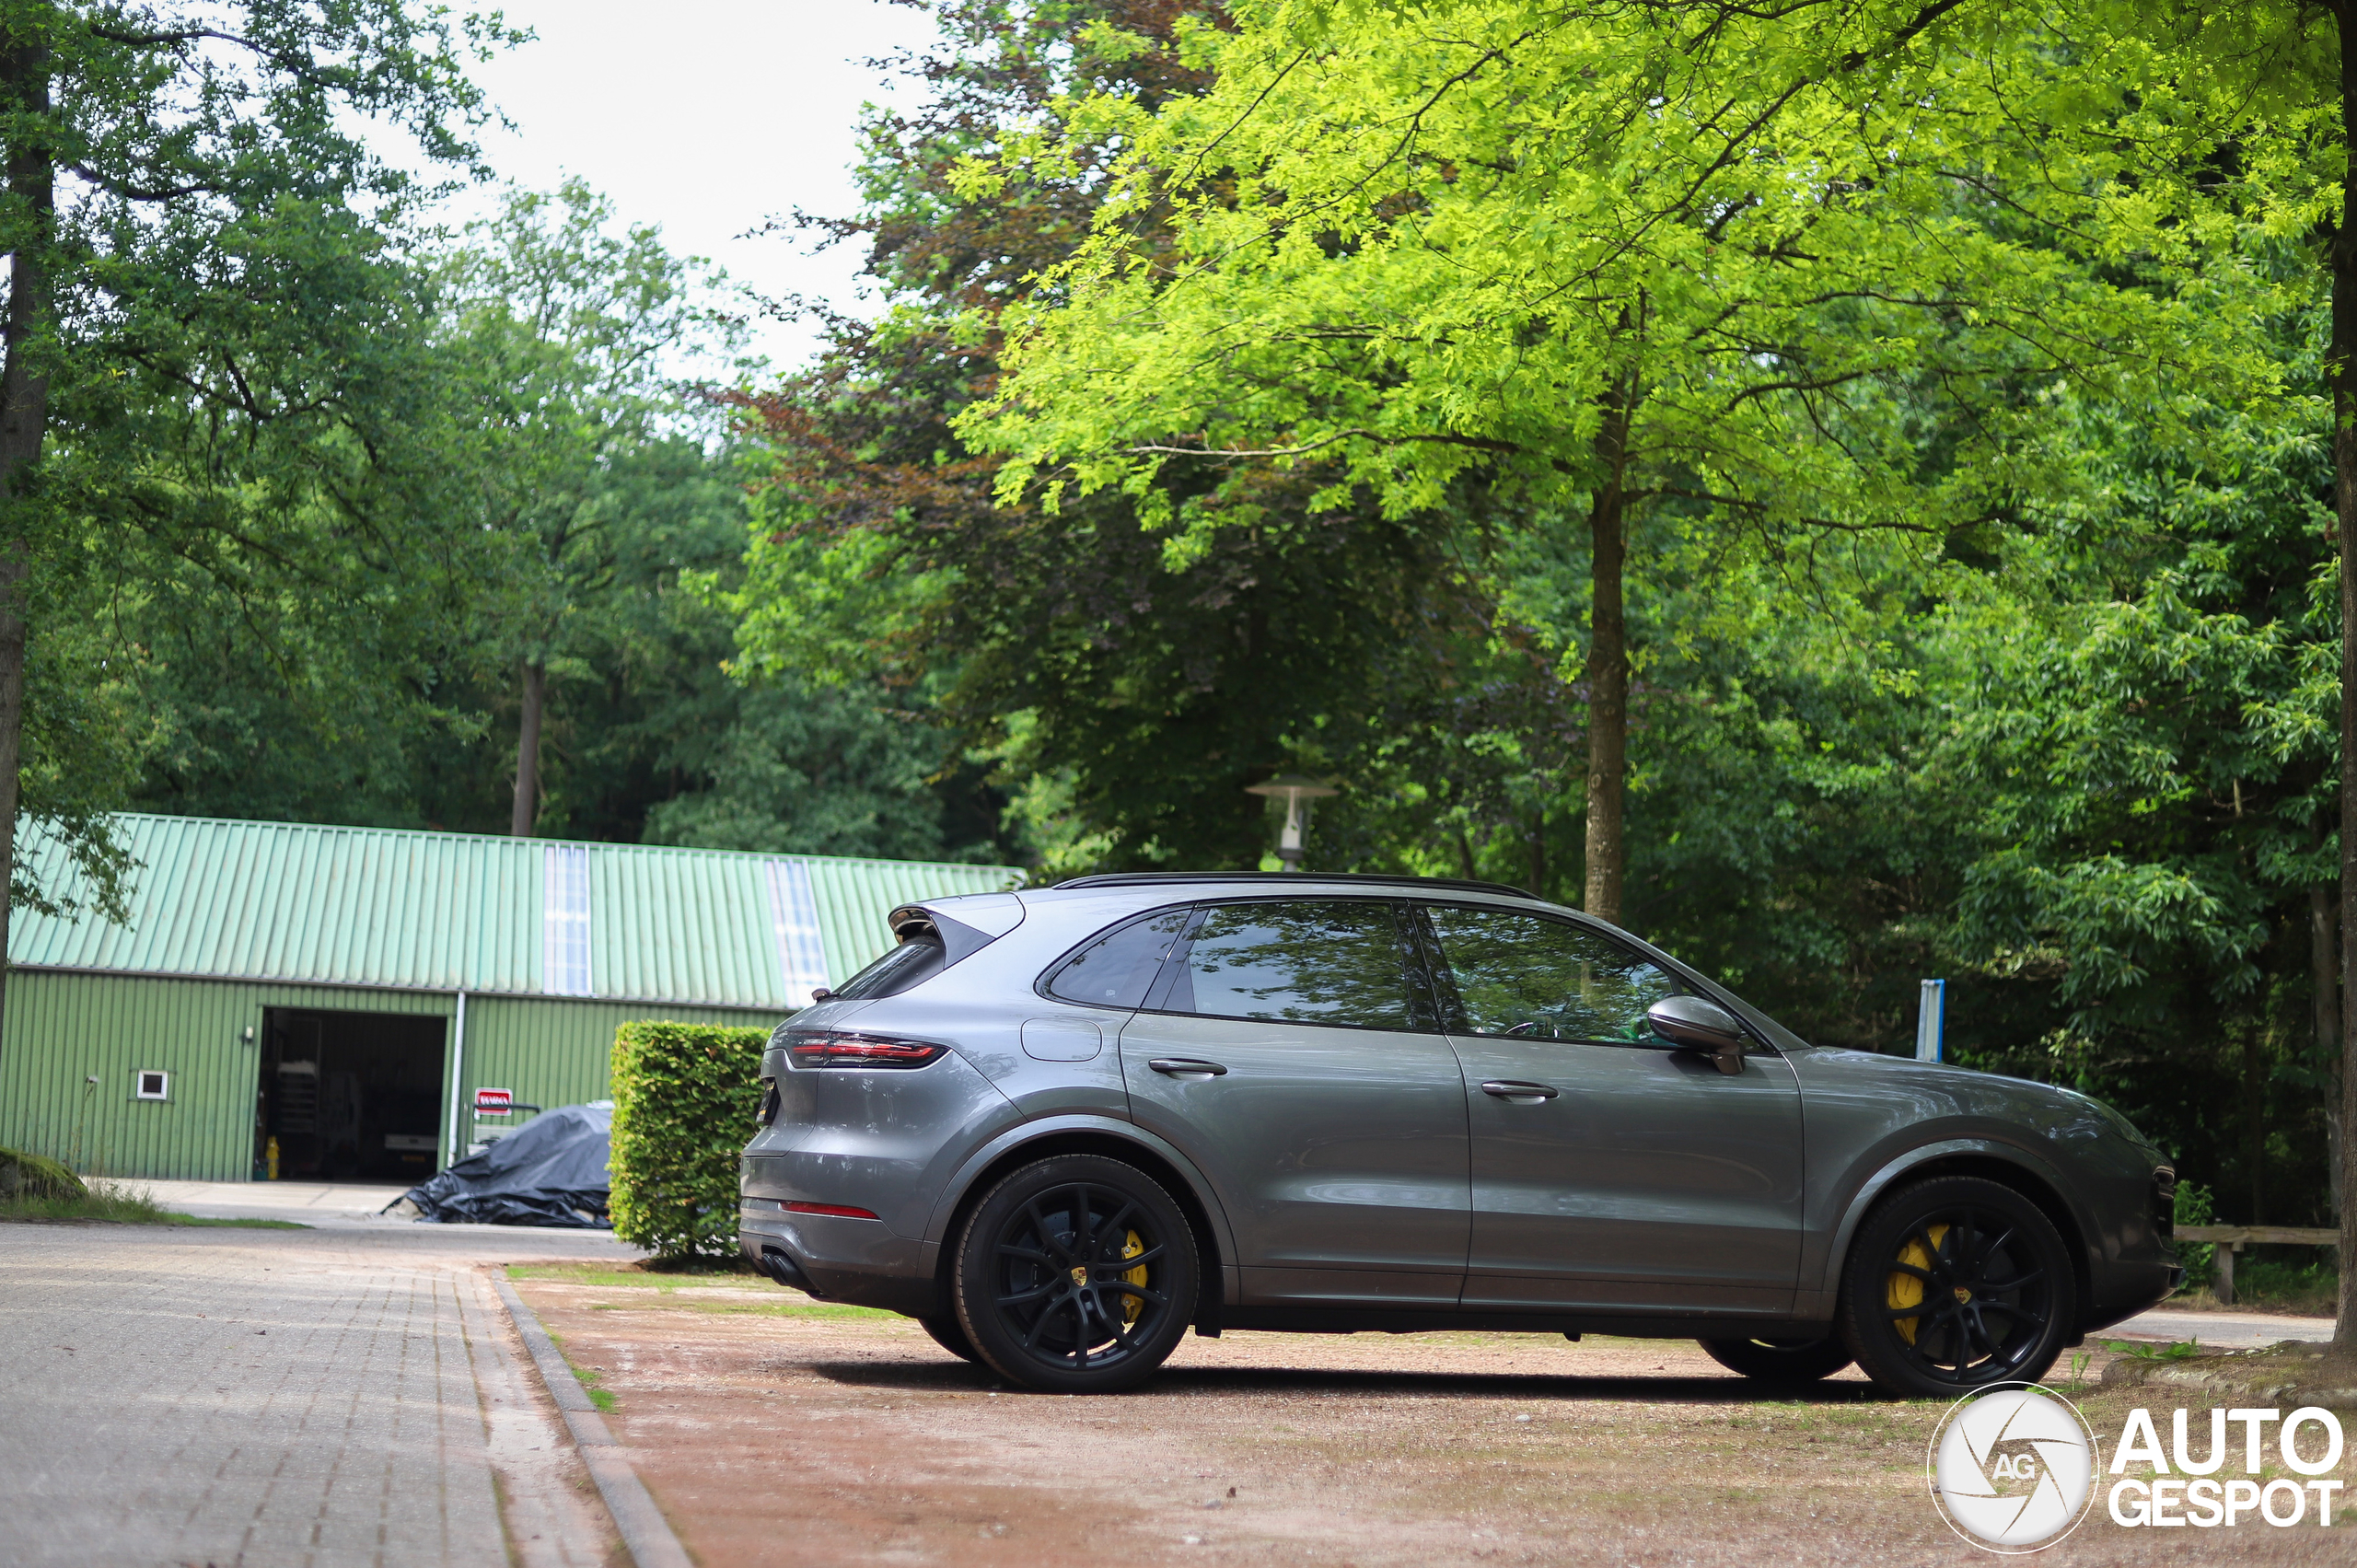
[918,1315,981,1363]
[952,1154,1199,1393]
[1700,1335,1854,1385]
[1838,1175,2076,1400]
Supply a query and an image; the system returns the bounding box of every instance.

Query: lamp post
[1245,772,1340,870]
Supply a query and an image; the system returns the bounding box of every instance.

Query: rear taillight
[785,1031,948,1070]
[782,1200,879,1220]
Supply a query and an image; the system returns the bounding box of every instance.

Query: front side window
[1044,907,1193,1009]
[1165,900,1415,1030]
[1422,905,1678,1042]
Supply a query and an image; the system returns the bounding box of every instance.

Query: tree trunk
[2244,1031,2266,1225]
[1582,382,1633,925]
[0,25,53,1040]
[2315,884,2342,1219]
[1529,805,1547,900]
[2332,0,2357,1351]
[510,658,546,837]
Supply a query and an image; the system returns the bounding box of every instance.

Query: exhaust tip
[760,1245,827,1297]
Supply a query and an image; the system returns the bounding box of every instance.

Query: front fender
[1798,1136,2096,1318]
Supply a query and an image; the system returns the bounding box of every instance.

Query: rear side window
[1422,905,1676,1041]
[830,935,944,1001]
[1164,900,1414,1030]
[1044,908,1192,1009]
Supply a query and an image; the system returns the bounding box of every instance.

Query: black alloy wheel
[1838,1175,2075,1400]
[918,1315,981,1364]
[1699,1336,1854,1385]
[953,1155,1199,1393]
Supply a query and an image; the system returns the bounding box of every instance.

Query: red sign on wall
[473,1087,514,1116]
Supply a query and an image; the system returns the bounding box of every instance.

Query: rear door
[1421,903,1805,1316]
[1118,898,1470,1307]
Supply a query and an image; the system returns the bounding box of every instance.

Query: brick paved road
[0,1222,633,1568]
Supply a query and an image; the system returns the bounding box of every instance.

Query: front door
[1119,898,1470,1307]
[1419,904,1805,1316]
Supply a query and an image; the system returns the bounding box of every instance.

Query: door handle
[1480,1080,1559,1102]
[1148,1058,1228,1079]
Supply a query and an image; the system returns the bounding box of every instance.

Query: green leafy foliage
[0,0,517,914]
[2173,1182,2217,1285]
[608,1021,770,1262]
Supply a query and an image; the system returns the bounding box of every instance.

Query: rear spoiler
[886,892,1025,968]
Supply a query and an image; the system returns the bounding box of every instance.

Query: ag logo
[1928,1384,2097,1552]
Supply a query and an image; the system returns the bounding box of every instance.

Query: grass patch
[508,1262,897,1321]
[0,1190,306,1228]
[2101,1337,2203,1363]
[586,1298,897,1321]
[543,1327,619,1413]
[509,1262,772,1294]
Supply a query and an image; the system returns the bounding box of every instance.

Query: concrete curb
[493,1274,695,1568]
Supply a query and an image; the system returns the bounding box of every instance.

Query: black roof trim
[1052,871,1540,900]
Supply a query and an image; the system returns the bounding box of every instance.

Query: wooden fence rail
[2172,1224,2339,1307]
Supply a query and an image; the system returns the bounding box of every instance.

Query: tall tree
[735,0,1490,875]
[438,180,737,835]
[0,1,506,988]
[960,0,2275,923]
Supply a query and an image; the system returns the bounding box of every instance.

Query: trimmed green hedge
[610,1021,771,1260]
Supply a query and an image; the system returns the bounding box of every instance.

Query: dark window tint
[1167,901,1414,1029]
[1423,906,1677,1041]
[830,935,944,1001]
[1044,908,1192,1009]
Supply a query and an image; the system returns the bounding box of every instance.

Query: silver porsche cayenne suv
[738,873,2181,1397]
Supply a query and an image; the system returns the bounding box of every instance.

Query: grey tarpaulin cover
[392,1103,612,1227]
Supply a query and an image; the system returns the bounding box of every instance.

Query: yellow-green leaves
[960,0,2293,557]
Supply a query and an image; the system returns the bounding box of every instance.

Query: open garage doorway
[256,1008,446,1181]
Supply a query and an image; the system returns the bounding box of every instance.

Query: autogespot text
[2105,1406,2344,1528]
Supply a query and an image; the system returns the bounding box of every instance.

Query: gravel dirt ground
[509,1268,2353,1567]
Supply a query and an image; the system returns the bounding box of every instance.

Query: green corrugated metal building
[0,814,1014,1182]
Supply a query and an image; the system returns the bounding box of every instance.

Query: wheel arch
[1822,1144,2094,1326]
[923,1119,1232,1330]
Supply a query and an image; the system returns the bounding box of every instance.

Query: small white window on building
[134,1069,169,1101]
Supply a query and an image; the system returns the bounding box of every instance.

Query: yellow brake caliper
[1120,1229,1148,1327]
[1887,1223,1949,1345]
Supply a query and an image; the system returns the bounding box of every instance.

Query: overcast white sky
[441,0,940,372]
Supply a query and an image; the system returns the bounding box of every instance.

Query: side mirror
[1647,994,1747,1076]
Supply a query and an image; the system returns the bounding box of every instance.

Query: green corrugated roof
[10,815,1016,1007]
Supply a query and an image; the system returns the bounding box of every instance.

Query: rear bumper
[737,1204,939,1316]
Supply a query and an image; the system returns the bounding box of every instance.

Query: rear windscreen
[831,935,945,1001]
